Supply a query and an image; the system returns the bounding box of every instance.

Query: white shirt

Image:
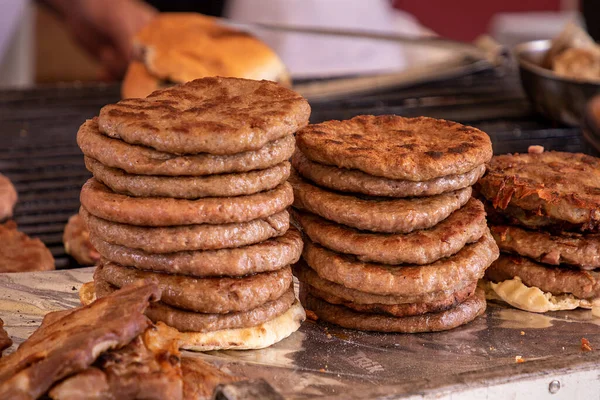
[225,0,428,78]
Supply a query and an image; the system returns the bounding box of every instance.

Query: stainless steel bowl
[515,39,600,126]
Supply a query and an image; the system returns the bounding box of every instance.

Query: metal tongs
[219,18,508,101]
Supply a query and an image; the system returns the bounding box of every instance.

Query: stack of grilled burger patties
[478,148,600,313]
[77,77,309,350]
[291,115,499,333]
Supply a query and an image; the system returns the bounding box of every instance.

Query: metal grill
[0,72,594,269]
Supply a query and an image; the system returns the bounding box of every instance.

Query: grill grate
[0,72,594,269]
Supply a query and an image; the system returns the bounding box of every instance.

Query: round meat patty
[292,150,486,197]
[478,151,600,231]
[80,207,289,253]
[291,173,472,233]
[302,230,498,296]
[304,282,476,318]
[95,261,293,313]
[293,260,478,305]
[85,157,291,199]
[0,173,17,221]
[98,77,310,155]
[485,254,600,300]
[63,214,100,266]
[296,115,492,181]
[80,179,293,226]
[77,119,296,176]
[491,225,600,270]
[291,197,487,265]
[95,279,295,333]
[303,288,486,333]
[0,221,54,272]
[89,227,303,277]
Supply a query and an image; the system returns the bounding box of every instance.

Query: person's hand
[44,0,157,80]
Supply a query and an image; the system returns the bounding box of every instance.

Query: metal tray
[2,269,599,399]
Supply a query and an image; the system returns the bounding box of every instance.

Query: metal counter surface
[1,269,599,399]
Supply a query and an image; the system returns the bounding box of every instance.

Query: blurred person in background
[0,0,428,86]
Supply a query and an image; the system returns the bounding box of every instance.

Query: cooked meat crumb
[581,338,593,352]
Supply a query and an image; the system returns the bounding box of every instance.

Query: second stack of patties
[478,149,600,312]
[78,77,309,350]
[292,115,499,333]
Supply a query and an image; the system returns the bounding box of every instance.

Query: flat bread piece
[292,150,486,197]
[133,13,289,87]
[485,254,600,300]
[48,336,183,400]
[491,225,600,269]
[0,221,54,273]
[292,198,487,265]
[121,61,163,99]
[63,214,100,266]
[96,261,293,313]
[85,156,291,199]
[0,283,159,400]
[0,173,17,220]
[99,77,310,155]
[305,282,476,318]
[291,173,472,233]
[303,230,498,296]
[478,151,600,231]
[296,115,492,181]
[81,207,289,253]
[0,319,11,356]
[77,119,296,176]
[294,261,478,305]
[304,288,486,333]
[80,178,293,226]
[144,301,306,351]
[89,227,303,277]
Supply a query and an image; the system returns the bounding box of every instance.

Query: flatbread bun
[123,13,291,98]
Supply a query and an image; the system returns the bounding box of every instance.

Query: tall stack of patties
[77,77,309,350]
[478,149,600,312]
[291,115,499,333]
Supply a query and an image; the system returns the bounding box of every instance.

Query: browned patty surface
[63,214,100,266]
[98,77,310,155]
[491,225,600,269]
[0,173,17,221]
[95,280,295,332]
[478,151,600,231]
[78,119,296,176]
[292,197,487,265]
[305,282,476,317]
[80,178,293,226]
[292,150,486,197]
[48,336,183,400]
[294,261,477,305]
[296,115,492,181]
[90,227,303,277]
[0,283,159,400]
[86,156,290,198]
[303,230,498,296]
[291,173,472,233]
[96,261,293,313]
[0,221,55,273]
[485,254,600,299]
[81,207,289,253]
[0,318,11,356]
[304,288,486,333]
